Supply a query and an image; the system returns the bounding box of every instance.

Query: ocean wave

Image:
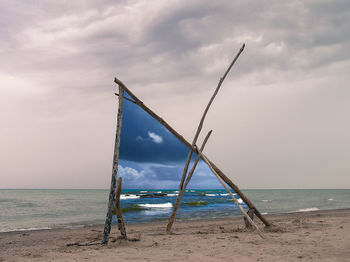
[295,207,320,212]
[205,193,237,197]
[220,193,237,196]
[120,194,140,200]
[205,194,217,196]
[0,226,52,233]
[167,193,178,197]
[137,203,173,209]
[229,198,244,204]
[328,198,334,201]
[262,199,272,202]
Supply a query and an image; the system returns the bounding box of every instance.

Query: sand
[1,209,349,262]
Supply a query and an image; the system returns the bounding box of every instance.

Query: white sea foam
[296,207,319,212]
[138,203,173,209]
[328,198,334,201]
[262,199,272,202]
[190,190,195,192]
[120,194,140,200]
[205,194,217,196]
[167,193,178,197]
[140,191,147,193]
[0,226,52,233]
[229,198,244,204]
[220,193,237,196]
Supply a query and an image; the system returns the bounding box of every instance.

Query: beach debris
[244,208,255,229]
[66,241,100,247]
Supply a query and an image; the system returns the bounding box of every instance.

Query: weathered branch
[198,152,265,239]
[102,86,124,245]
[115,177,127,239]
[167,130,212,232]
[168,44,246,232]
[115,93,136,104]
[178,43,246,191]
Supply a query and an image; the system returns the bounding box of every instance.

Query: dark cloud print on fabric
[118,95,220,188]
[119,97,188,164]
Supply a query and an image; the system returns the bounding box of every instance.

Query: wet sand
[1,209,349,261]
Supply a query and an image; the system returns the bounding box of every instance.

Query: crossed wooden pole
[102,44,270,244]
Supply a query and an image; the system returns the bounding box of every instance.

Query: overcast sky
[1,0,349,189]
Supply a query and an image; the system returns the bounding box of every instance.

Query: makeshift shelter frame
[102,45,270,244]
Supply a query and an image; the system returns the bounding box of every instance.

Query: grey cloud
[0,0,349,189]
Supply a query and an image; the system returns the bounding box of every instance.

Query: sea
[1,189,349,232]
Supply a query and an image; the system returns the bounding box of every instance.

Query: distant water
[1,189,349,232]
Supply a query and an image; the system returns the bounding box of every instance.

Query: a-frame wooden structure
[102,44,270,244]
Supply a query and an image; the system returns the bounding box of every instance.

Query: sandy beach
[1,209,349,261]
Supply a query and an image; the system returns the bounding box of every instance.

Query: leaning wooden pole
[167,130,212,232]
[102,86,124,245]
[198,152,265,239]
[167,43,246,232]
[207,161,270,226]
[113,78,271,227]
[178,43,245,191]
[115,177,127,240]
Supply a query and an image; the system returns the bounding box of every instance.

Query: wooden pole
[244,208,255,229]
[178,43,245,191]
[167,44,246,232]
[167,130,212,232]
[198,152,265,239]
[206,161,270,227]
[102,86,124,245]
[115,177,127,239]
[113,78,271,227]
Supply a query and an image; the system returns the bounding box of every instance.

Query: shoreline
[0,208,350,235]
[1,208,350,261]
[2,207,349,234]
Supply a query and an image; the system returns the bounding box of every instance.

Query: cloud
[119,99,188,163]
[118,160,221,189]
[148,132,163,144]
[0,0,349,189]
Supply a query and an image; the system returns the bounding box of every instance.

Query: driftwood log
[198,152,265,239]
[167,44,246,232]
[115,177,127,239]
[113,77,271,227]
[167,130,212,232]
[244,208,255,229]
[102,86,124,245]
